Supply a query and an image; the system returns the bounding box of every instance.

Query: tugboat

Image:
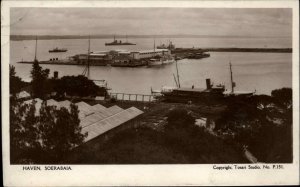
[159,79,225,103]
[147,40,175,66]
[105,35,136,46]
[49,47,68,53]
[147,56,175,66]
[151,59,225,103]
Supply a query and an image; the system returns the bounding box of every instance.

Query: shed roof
[82,107,143,142]
[80,104,125,128]
[46,99,59,107]
[107,105,124,114]
[58,100,72,110]
[75,101,95,118]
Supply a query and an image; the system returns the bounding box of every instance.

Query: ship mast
[82,36,91,79]
[230,62,234,93]
[34,36,38,62]
[175,59,180,88]
[154,38,156,52]
[87,35,90,78]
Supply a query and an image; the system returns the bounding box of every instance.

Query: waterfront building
[76,52,112,66]
[130,49,171,60]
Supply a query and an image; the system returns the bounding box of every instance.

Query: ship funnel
[206,79,212,89]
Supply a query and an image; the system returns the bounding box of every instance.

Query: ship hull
[147,59,163,66]
[147,58,175,66]
[49,50,67,53]
[105,43,136,46]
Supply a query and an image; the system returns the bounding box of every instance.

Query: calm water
[10,37,292,95]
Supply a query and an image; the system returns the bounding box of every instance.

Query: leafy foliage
[38,103,87,163]
[10,98,87,164]
[214,88,293,163]
[271,88,292,109]
[30,61,50,98]
[51,75,105,97]
[166,108,195,130]
[10,65,29,95]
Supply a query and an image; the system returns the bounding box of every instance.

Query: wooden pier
[109,92,156,102]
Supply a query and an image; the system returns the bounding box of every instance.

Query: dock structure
[109,92,156,102]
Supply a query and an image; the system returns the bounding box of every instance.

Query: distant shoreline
[10,34,291,41]
[173,47,292,53]
[202,48,292,53]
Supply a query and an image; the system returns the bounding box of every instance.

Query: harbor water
[10,37,292,95]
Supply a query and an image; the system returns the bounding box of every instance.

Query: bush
[271,88,292,109]
[166,108,195,130]
[110,97,117,103]
[214,89,293,163]
[52,75,106,97]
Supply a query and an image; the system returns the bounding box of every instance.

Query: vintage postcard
[1,0,299,186]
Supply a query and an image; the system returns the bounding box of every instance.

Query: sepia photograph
[2,0,299,186]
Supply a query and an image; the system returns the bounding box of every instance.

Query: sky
[10,8,292,37]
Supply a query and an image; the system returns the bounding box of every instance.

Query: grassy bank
[66,126,247,164]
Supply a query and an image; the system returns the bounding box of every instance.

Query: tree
[53,75,104,97]
[10,65,29,95]
[30,61,50,98]
[10,99,87,163]
[38,103,87,163]
[10,96,40,163]
[214,92,293,163]
[271,88,292,109]
[166,108,195,130]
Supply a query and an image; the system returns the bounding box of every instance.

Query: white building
[129,49,170,60]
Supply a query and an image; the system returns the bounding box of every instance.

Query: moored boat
[147,56,175,66]
[105,35,136,46]
[49,47,68,53]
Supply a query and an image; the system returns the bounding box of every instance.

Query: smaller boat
[49,47,68,53]
[147,56,175,66]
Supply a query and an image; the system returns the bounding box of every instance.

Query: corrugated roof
[22,98,143,143]
[58,100,72,110]
[46,99,59,107]
[91,104,107,111]
[80,113,104,128]
[82,107,143,142]
[75,101,95,119]
[107,105,123,114]
[80,104,125,128]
